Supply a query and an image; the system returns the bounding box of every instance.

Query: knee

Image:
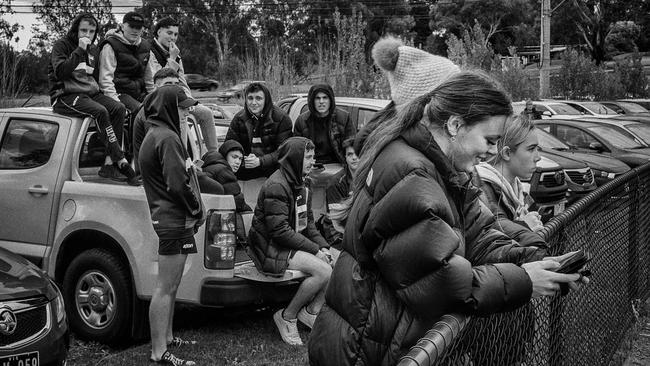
[313,261,332,283]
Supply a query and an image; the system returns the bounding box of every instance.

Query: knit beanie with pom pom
[372,36,460,106]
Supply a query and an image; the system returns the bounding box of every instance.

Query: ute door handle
[28,185,49,195]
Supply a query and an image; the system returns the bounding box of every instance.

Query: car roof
[535,119,605,128]
[573,117,642,126]
[281,95,390,109]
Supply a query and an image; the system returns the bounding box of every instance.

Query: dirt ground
[623,300,650,366]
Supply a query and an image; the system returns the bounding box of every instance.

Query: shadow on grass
[68,305,310,366]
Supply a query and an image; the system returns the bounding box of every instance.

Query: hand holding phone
[555,249,591,275]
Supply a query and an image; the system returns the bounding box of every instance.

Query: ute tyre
[209,85,218,91]
[63,248,132,345]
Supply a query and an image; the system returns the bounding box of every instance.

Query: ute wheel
[63,248,132,344]
[209,85,218,92]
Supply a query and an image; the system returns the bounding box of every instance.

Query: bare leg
[149,254,188,360]
[283,251,332,319]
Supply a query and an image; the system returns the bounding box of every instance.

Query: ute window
[78,124,105,168]
[0,119,58,169]
[357,108,377,130]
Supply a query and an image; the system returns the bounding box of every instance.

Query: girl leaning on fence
[307,69,587,366]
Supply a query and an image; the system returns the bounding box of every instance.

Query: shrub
[0,42,27,106]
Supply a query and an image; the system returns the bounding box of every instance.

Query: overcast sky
[4,0,141,50]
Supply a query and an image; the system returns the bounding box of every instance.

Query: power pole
[540,0,551,98]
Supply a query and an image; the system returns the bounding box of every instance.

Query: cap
[372,36,460,106]
[123,12,145,28]
[177,90,198,109]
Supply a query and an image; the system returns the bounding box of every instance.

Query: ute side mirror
[588,142,604,152]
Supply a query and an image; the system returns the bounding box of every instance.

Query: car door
[555,124,610,153]
[0,114,67,263]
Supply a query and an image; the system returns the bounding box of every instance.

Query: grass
[67,305,309,366]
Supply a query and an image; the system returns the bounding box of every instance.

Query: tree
[0,2,21,43]
[32,0,117,44]
[563,0,647,64]
[430,0,537,55]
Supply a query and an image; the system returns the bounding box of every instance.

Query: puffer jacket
[139,86,204,239]
[293,84,355,164]
[308,124,545,366]
[248,137,329,275]
[225,83,293,179]
[202,140,252,212]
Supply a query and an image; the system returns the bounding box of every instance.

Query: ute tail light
[205,209,237,271]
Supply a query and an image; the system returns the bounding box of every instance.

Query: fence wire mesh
[399,163,650,366]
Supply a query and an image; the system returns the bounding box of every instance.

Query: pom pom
[372,36,403,72]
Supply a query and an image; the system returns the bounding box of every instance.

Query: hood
[244,82,273,119]
[623,147,650,157]
[0,247,56,300]
[278,137,311,190]
[536,155,562,170]
[541,148,629,174]
[144,85,183,136]
[218,139,244,159]
[105,27,141,46]
[202,150,226,167]
[307,84,336,117]
[538,151,588,169]
[66,13,100,44]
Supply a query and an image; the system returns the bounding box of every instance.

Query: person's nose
[533,149,541,162]
[487,143,498,156]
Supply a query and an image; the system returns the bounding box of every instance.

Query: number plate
[554,201,566,215]
[0,352,39,366]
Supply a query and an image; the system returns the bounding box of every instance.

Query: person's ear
[500,145,512,161]
[446,116,464,137]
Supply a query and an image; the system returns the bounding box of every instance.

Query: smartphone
[556,249,591,275]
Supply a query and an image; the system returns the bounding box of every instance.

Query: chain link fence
[399,163,650,366]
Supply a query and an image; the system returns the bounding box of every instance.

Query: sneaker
[149,350,195,365]
[297,307,317,329]
[273,309,303,346]
[117,162,141,186]
[98,164,125,181]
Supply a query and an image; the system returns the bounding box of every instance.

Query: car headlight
[51,281,66,324]
[593,169,616,179]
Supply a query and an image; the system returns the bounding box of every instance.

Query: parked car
[200,103,243,144]
[560,100,619,117]
[618,99,650,110]
[524,156,568,221]
[574,117,650,146]
[0,107,305,345]
[511,100,584,119]
[0,246,69,366]
[535,119,650,167]
[536,128,630,186]
[599,101,650,116]
[185,73,219,91]
[277,95,391,131]
[215,80,265,101]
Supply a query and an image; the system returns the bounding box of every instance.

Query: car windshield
[536,129,570,150]
[618,102,649,113]
[548,103,582,115]
[580,102,618,115]
[588,126,644,149]
[624,124,650,145]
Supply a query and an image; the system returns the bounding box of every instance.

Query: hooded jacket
[475,162,542,232]
[48,13,101,103]
[225,83,293,179]
[308,124,545,366]
[139,85,204,238]
[294,84,355,164]
[96,28,151,101]
[247,137,329,275]
[202,140,252,212]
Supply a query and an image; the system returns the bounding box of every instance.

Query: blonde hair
[490,115,535,165]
